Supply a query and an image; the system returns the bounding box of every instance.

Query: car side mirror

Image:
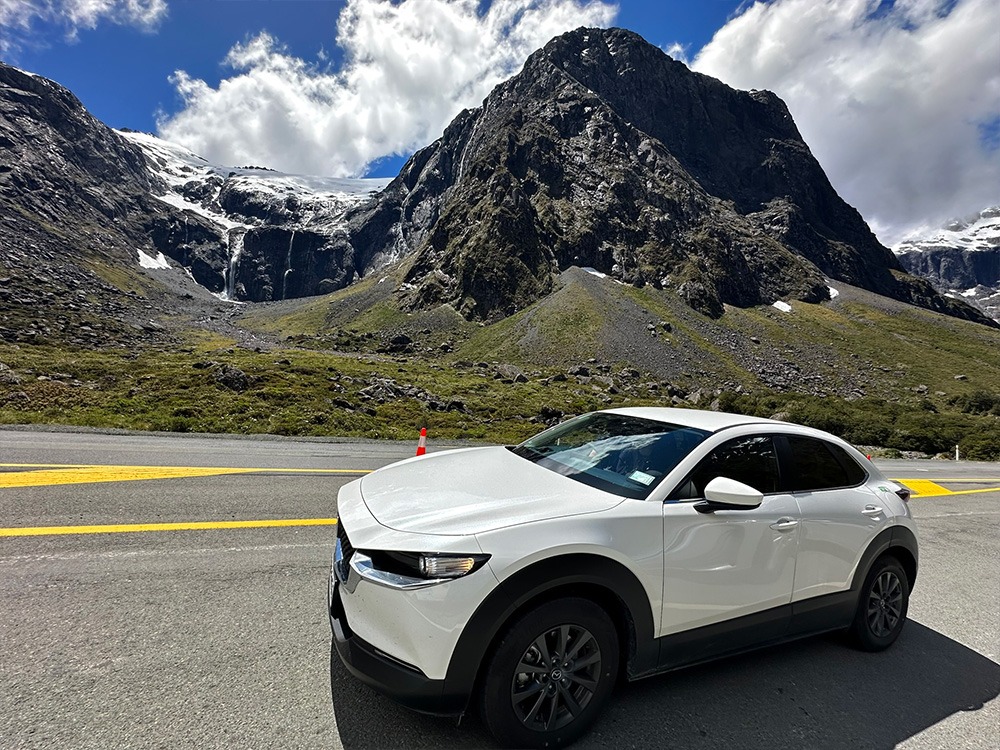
[696,477,764,513]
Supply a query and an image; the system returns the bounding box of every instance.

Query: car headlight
[352,550,490,590]
[418,554,488,578]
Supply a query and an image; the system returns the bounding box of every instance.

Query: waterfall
[224,228,246,301]
[282,230,296,300]
[456,115,479,185]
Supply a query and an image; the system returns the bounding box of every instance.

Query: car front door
[659,435,799,664]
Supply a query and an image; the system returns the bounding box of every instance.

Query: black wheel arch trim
[851,525,918,594]
[442,553,657,709]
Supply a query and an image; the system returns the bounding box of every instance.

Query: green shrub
[958,428,1000,461]
[949,390,1000,416]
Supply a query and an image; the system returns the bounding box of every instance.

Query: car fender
[441,553,658,707]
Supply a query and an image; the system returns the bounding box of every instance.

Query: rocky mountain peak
[0,64,158,219]
[335,27,986,325]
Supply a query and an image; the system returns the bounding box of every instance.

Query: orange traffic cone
[416,427,427,456]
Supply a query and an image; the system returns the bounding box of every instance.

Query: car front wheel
[850,555,910,651]
[480,597,620,749]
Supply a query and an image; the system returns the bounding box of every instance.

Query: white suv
[329,408,917,747]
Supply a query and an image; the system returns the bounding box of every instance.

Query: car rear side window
[826,442,868,485]
[784,436,864,492]
[672,435,780,500]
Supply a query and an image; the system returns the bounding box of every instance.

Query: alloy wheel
[510,624,602,732]
[866,570,903,637]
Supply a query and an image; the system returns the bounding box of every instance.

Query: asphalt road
[1,430,997,749]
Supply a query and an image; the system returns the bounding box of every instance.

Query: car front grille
[336,521,355,583]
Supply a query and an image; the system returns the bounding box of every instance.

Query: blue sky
[2,0,997,243]
[5,1,744,141]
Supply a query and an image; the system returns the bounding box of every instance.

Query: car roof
[604,407,788,433]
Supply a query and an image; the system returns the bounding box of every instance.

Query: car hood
[359,446,624,535]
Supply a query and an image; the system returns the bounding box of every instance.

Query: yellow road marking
[897,479,950,497]
[0,464,370,489]
[0,466,259,488]
[893,478,1000,483]
[0,518,338,537]
[893,479,1000,498]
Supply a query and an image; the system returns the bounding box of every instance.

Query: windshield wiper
[508,445,549,461]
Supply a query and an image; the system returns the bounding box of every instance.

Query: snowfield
[119,130,392,299]
[892,206,1000,254]
[119,130,390,237]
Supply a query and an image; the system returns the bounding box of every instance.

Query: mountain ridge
[326,27,988,326]
[0,27,994,347]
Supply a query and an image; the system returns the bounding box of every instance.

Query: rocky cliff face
[894,207,1000,321]
[118,131,388,302]
[0,60,385,321]
[0,64,182,344]
[333,27,988,325]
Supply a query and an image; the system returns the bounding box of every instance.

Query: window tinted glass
[785,436,855,491]
[826,442,867,485]
[509,413,710,500]
[673,436,780,499]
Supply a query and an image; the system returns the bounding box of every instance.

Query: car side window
[784,436,859,492]
[826,443,868,485]
[671,435,780,500]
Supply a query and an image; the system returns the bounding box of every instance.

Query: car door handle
[862,505,884,516]
[770,518,799,531]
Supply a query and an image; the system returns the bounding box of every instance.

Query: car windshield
[509,413,711,499]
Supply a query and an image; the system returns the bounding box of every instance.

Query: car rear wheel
[479,597,619,749]
[850,555,910,651]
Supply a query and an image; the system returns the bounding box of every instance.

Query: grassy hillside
[2,268,999,458]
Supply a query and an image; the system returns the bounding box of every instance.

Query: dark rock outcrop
[332,27,989,325]
[0,64,184,344]
[236,227,356,302]
[145,212,228,292]
[899,249,1000,291]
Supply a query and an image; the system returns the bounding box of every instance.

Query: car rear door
[779,435,888,602]
[659,435,799,655]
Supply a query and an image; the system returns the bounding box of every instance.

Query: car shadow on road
[330,620,1000,749]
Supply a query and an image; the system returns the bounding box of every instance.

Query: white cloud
[693,0,1000,246]
[157,0,617,178]
[661,42,689,65]
[0,0,167,51]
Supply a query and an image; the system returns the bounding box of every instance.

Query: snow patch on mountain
[120,130,390,233]
[893,206,1000,322]
[892,206,1000,254]
[137,249,171,269]
[151,189,243,231]
[119,130,391,301]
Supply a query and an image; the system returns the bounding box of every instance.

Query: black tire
[479,597,620,749]
[849,555,910,651]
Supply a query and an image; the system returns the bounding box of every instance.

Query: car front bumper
[328,577,468,716]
